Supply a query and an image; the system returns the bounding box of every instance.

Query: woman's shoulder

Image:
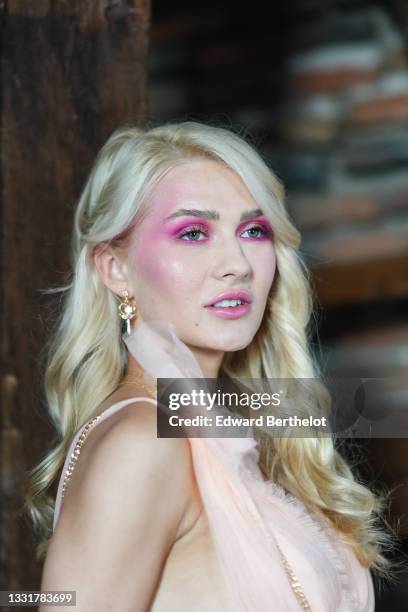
[83,397,192,490]
[91,394,192,467]
[45,394,195,609]
[99,388,190,444]
[80,389,159,455]
[59,392,194,524]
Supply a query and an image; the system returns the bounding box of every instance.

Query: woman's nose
[212,238,252,280]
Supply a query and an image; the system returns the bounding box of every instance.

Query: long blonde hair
[25,121,395,576]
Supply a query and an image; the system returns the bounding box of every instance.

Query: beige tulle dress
[53,320,375,611]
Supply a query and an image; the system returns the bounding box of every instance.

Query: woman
[26,121,392,610]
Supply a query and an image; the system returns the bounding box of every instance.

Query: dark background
[147,0,408,608]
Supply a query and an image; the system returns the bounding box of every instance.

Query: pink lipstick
[204,290,252,319]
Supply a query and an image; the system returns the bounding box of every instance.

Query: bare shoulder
[88,398,193,485]
[41,399,194,610]
[61,397,194,518]
[99,397,191,462]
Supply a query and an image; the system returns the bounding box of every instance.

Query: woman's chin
[197,335,253,354]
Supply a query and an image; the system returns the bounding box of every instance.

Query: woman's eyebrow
[164,207,264,222]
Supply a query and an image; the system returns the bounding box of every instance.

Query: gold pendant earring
[118,289,137,335]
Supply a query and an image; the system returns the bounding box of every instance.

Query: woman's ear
[93,244,130,297]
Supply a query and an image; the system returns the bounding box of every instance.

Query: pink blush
[131,234,169,285]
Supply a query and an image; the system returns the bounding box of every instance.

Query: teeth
[212,299,244,307]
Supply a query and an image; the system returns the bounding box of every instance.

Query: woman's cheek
[265,250,277,289]
[249,247,276,295]
[131,241,164,284]
[162,259,199,294]
[132,238,194,291]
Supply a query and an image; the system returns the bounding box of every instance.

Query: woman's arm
[40,402,193,611]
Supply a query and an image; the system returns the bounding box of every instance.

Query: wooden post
[0,0,150,598]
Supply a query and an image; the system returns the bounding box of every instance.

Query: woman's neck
[185,344,224,379]
[126,347,223,380]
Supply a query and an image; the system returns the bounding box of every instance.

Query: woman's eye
[241,225,270,239]
[177,224,271,242]
[178,227,208,241]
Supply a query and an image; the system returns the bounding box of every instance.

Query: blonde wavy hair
[25,120,395,577]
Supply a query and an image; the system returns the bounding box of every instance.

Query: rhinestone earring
[118,289,137,335]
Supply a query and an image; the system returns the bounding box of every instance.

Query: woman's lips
[205,302,251,319]
[205,290,252,307]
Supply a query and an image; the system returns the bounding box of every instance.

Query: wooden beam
[0,0,150,594]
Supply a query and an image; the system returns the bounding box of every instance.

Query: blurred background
[0,0,407,609]
[148,0,408,371]
[148,3,408,606]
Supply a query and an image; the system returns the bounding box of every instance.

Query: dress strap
[53,396,157,531]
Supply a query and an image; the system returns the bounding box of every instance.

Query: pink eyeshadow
[163,218,210,235]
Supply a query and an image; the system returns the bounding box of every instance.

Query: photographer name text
[167,414,327,428]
